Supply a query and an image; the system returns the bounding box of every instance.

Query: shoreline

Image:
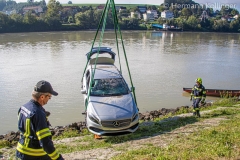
[1,29,240,34]
[0,102,212,142]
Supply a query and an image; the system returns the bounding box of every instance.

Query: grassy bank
[112,106,240,159]
[1,98,240,159]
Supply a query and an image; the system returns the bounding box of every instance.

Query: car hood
[89,94,136,120]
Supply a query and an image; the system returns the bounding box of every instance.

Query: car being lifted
[81,47,139,136]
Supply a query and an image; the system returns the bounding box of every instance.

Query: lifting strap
[82,0,137,109]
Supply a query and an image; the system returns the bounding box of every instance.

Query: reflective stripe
[36,128,51,140]
[194,96,202,98]
[17,142,46,156]
[48,150,60,160]
[24,119,31,146]
[193,108,199,112]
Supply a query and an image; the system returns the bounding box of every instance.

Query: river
[0,31,240,135]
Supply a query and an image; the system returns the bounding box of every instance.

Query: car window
[90,78,129,96]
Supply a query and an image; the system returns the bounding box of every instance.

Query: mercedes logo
[112,121,120,127]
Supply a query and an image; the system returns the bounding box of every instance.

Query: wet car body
[81,47,139,136]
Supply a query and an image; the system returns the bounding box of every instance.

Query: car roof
[89,65,122,79]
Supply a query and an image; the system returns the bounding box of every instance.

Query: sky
[15,0,240,12]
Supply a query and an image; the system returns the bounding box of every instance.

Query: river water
[0,31,240,135]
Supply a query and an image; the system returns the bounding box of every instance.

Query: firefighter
[190,78,206,117]
[16,80,64,160]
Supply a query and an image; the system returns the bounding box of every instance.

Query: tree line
[0,0,239,33]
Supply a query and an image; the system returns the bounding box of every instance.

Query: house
[221,16,235,22]
[143,12,154,21]
[96,5,105,10]
[119,6,127,12]
[137,6,147,13]
[115,6,121,11]
[147,10,158,19]
[161,10,174,19]
[62,6,79,13]
[130,11,141,19]
[233,15,239,19]
[3,10,17,15]
[163,23,168,29]
[23,6,43,14]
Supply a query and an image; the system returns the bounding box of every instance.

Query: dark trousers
[193,98,201,117]
[193,98,201,110]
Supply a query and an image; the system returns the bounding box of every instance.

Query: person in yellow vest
[190,78,206,117]
[16,80,64,160]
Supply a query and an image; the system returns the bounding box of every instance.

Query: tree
[23,12,37,24]
[68,1,72,4]
[147,5,157,10]
[40,0,47,12]
[27,0,34,3]
[9,13,23,23]
[175,17,186,29]
[46,0,62,19]
[212,19,230,32]
[84,9,94,29]
[130,6,139,12]
[231,9,239,16]
[229,19,240,32]
[186,15,198,30]
[44,0,62,29]
[5,0,16,6]
[75,12,88,28]
[181,8,192,18]
[220,6,230,16]
[127,18,139,29]
[158,4,167,12]
[0,12,9,29]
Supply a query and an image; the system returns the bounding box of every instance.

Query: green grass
[53,128,90,140]
[112,108,240,160]
[213,97,239,107]
[0,140,13,149]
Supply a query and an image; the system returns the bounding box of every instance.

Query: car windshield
[90,78,129,96]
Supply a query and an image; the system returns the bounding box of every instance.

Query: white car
[81,47,139,136]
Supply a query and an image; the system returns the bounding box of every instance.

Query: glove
[190,96,192,101]
[45,111,51,117]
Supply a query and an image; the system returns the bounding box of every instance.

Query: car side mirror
[81,89,87,94]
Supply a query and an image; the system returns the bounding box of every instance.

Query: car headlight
[88,113,100,124]
[132,111,138,122]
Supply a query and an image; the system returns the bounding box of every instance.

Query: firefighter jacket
[17,99,62,160]
[191,84,206,101]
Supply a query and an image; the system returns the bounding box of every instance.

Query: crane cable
[82,0,137,109]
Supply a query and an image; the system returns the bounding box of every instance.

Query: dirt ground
[61,109,228,160]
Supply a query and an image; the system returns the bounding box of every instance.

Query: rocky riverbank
[0,103,212,143]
